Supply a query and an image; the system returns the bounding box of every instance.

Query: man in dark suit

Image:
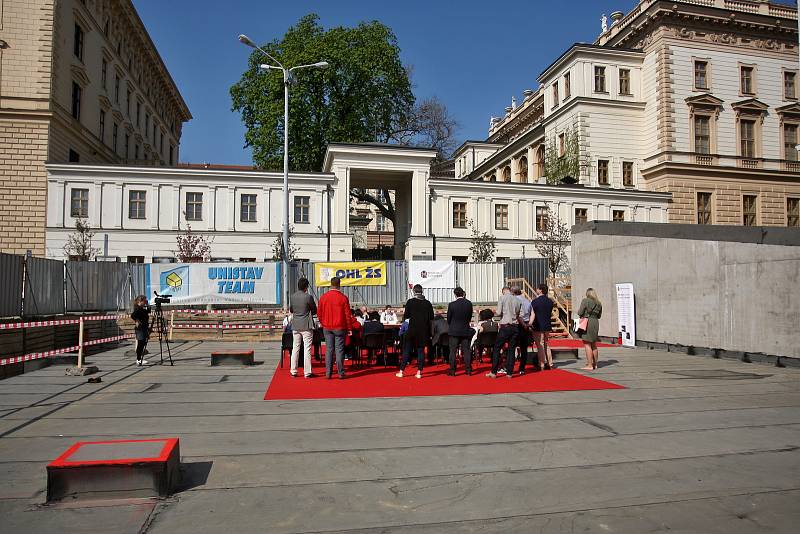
[446,287,474,376]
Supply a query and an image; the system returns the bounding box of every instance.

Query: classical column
[527,146,535,183]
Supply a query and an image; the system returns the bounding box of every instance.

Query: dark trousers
[401,341,426,371]
[135,340,147,361]
[323,329,346,377]
[448,334,472,373]
[492,324,519,374]
[517,324,530,372]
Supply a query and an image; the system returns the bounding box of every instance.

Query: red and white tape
[0,314,127,331]
[171,309,277,315]
[0,333,135,366]
[172,323,281,330]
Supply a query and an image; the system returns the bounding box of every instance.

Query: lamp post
[238,34,328,309]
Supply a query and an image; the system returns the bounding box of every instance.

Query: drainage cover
[664,369,770,380]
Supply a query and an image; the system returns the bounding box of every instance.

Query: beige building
[461,0,800,228]
[0,0,191,255]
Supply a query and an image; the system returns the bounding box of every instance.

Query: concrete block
[65,366,98,376]
[46,438,181,502]
[211,350,255,366]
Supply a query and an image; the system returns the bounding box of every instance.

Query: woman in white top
[380,306,398,324]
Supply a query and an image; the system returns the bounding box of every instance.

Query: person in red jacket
[317,277,356,379]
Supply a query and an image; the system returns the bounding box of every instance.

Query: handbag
[576,317,589,335]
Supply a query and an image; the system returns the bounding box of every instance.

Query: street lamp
[238,34,328,309]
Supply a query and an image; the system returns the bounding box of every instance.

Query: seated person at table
[353,308,365,325]
[344,313,362,360]
[363,311,384,334]
[431,313,449,363]
[380,306,398,324]
[470,308,497,348]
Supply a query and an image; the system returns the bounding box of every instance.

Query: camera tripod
[149,297,174,366]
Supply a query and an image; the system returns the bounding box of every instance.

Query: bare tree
[534,204,571,277]
[468,219,496,262]
[63,218,99,261]
[175,220,211,262]
[388,96,460,160]
[271,226,300,262]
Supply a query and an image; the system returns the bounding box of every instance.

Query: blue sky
[133,0,641,165]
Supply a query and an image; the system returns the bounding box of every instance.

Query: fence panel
[128,263,148,303]
[459,263,506,304]
[0,253,24,318]
[23,256,65,316]
[504,258,550,287]
[66,262,137,312]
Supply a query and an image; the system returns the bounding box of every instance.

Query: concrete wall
[572,222,800,358]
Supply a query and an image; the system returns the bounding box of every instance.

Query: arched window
[503,166,511,183]
[517,157,528,182]
[536,145,545,178]
[488,174,496,182]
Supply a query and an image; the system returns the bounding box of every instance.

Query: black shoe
[544,363,552,370]
[466,369,473,376]
[326,374,332,379]
[339,373,346,379]
[518,370,525,376]
[447,370,456,376]
[305,373,315,378]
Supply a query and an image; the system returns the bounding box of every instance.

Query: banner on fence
[146,263,280,304]
[408,261,456,289]
[314,261,387,287]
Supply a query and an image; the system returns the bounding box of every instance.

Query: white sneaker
[395,371,404,378]
[136,360,141,366]
[139,359,148,366]
[498,368,507,375]
[415,371,422,379]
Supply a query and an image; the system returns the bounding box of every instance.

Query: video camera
[153,291,172,306]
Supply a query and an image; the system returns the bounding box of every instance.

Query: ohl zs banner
[314,262,387,287]
[146,263,281,304]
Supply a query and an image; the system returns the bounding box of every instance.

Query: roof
[326,142,439,152]
[538,43,643,82]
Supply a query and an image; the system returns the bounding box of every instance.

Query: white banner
[146,263,281,305]
[615,283,636,347]
[408,261,456,289]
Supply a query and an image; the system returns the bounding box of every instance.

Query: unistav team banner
[314,261,387,287]
[408,261,456,289]
[146,263,281,304]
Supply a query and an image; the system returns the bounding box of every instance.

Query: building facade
[0,0,190,255]
[460,0,799,228]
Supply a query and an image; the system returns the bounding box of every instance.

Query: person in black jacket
[130,295,150,366]
[396,284,434,379]
[446,287,474,376]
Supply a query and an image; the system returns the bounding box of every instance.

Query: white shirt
[381,311,398,324]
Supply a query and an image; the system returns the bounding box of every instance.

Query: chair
[362,332,387,367]
[346,330,363,366]
[280,332,293,368]
[474,330,498,363]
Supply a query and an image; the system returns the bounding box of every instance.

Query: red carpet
[264,341,622,400]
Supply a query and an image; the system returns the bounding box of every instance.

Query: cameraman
[131,295,150,366]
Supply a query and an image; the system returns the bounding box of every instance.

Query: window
[453,202,467,228]
[136,102,141,127]
[134,144,140,160]
[622,162,634,186]
[742,195,757,226]
[552,82,559,107]
[788,198,799,227]
[101,59,108,89]
[145,113,150,136]
[114,77,121,103]
[376,213,387,232]
[694,116,711,154]
[70,189,88,218]
[169,145,175,166]
[124,133,129,159]
[452,256,468,263]
[294,195,310,224]
[159,130,164,156]
[574,208,588,224]
[785,72,797,100]
[128,190,146,219]
[740,66,755,95]
[740,119,756,158]
[99,110,106,142]
[112,123,118,153]
[558,133,566,156]
[494,204,509,230]
[564,72,571,99]
[535,206,548,232]
[69,149,80,163]
[619,69,631,95]
[185,192,203,221]
[694,61,708,90]
[71,82,81,121]
[126,90,131,116]
[784,124,798,161]
[612,210,625,222]
[597,159,609,185]
[594,66,606,93]
[127,256,145,263]
[697,192,712,225]
[73,24,84,61]
[240,194,257,222]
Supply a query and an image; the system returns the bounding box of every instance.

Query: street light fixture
[238,34,328,309]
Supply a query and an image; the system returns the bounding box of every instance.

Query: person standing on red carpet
[289,277,317,378]
[530,283,555,371]
[446,287,474,376]
[487,286,522,379]
[318,277,355,379]
[396,284,434,379]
